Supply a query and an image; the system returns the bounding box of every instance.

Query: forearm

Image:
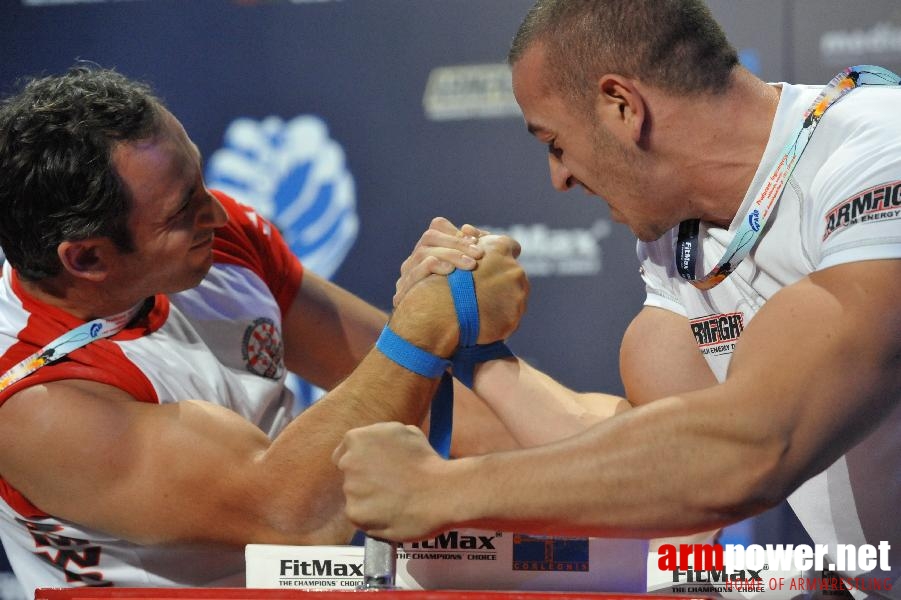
[252,280,459,544]
[431,384,787,539]
[256,350,442,544]
[446,381,521,456]
[472,357,628,447]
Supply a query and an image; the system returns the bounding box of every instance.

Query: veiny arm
[0,236,528,547]
[335,259,901,541]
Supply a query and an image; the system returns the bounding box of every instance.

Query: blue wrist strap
[375,324,451,378]
[429,269,513,458]
[376,269,514,459]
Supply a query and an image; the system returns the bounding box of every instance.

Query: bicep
[0,380,272,545]
[282,271,387,389]
[724,259,901,486]
[620,306,717,405]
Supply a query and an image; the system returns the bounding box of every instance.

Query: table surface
[35,589,710,600]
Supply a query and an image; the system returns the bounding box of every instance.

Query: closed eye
[547,140,562,159]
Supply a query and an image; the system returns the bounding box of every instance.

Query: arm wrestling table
[35,589,706,600]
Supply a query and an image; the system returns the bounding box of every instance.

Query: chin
[632,225,668,243]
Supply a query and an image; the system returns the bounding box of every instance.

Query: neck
[18,273,148,322]
[653,68,782,228]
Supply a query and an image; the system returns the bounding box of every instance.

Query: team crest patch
[242,317,285,379]
[823,180,901,240]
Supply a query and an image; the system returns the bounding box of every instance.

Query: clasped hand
[394,217,530,347]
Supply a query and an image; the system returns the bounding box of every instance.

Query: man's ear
[595,74,647,145]
[57,239,110,282]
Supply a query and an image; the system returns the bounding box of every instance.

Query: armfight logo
[822,180,901,241]
[690,311,744,357]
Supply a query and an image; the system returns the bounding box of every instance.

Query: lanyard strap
[0,301,146,394]
[676,65,901,290]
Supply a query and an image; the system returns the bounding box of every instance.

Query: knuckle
[421,230,442,246]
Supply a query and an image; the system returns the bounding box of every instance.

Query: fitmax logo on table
[398,531,502,562]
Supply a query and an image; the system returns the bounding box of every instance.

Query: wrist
[391,276,459,357]
[440,455,488,527]
[375,324,451,379]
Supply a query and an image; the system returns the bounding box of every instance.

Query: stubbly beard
[590,123,666,241]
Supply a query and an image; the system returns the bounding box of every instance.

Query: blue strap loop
[429,269,512,458]
[375,268,514,459]
[375,324,451,379]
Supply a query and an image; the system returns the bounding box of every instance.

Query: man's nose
[548,154,575,191]
[198,190,228,229]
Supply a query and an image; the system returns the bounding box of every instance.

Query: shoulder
[0,379,139,518]
[208,190,304,313]
[798,83,901,268]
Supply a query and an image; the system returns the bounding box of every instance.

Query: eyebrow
[170,146,204,216]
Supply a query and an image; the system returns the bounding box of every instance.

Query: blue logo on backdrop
[205,115,359,280]
[205,115,360,408]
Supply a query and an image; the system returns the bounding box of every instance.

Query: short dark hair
[0,65,163,280]
[509,0,739,106]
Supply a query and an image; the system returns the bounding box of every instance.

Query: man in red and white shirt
[0,66,527,596]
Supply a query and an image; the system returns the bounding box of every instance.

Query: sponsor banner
[423,64,521,122]
[820,22,901,65]
[247,530,647,591]
[22,0,144,5]
[648,542,895,599]
[481,220,613,278]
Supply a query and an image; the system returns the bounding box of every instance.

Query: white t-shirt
[0,192,303,597]
[639,81,901,598]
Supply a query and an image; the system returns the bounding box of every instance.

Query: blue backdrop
[1,1,900,597]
